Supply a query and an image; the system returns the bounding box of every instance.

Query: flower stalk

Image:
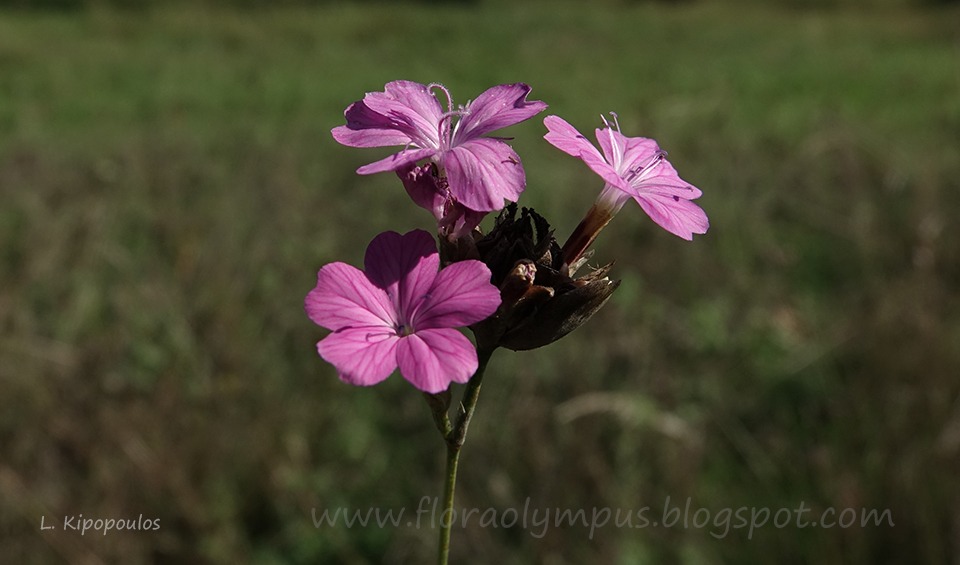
[431,346,495,565]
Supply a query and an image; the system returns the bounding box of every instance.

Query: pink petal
[454,83,547,142]
[597,129,659,175]
[543,115,601,159]
[331,100,414,148]
[361,81,443,148]
[442,138,525,212]
[317,327,400,387]
[543,116,625,191]
[438,205,487,240]
[356,147,437,175]
[413,260,500,329]
[396,329,479,393]
[633,193,710,240]
[634,159,703,199]
[363,230,440,318]
[305,262,396,331]
[397,163,446,220]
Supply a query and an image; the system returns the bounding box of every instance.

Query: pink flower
[332,81,547,213]
[304,229,501,393]
[544,114,708,258]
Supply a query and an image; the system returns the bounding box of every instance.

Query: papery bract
[332,80,547,213]
[305,230,501,393]
[544,114,709,241]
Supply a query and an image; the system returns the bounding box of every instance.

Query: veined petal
[305,262,396,330]
[396,329,479,393]
[317,327,399,386]
[543,116,604,160]
[454,83,547,142]
[443,138,525,212]
[633,192,710,240]
[363,230,440,321]
[413,260,501,329]
[331,100,414,148]
[356,147,438,175]
[544,116,626,190]
[361,81,444,148]
[633,159,703,199]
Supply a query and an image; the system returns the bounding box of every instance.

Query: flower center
[427,83,471,152]
[396,323,415,337]
[623,150,667,185]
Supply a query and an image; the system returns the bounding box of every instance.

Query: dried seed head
[467,204,620,351]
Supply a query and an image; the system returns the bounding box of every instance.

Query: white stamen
[600,112,624,170]
[624,150,667,184]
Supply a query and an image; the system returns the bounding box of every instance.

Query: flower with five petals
[543,114,708,266]
[333,80,547,213]
[305,229,501,393]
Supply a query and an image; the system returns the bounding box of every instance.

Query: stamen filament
[427,83,454,113]
[623,150,667,184]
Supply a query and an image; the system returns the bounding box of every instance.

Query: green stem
[436,346,495,565]
[436,443,460,565]
[450,347,495,449]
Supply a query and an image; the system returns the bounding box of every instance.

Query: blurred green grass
[1,1,959,563]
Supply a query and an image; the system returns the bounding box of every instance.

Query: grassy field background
[1,1,959,563]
